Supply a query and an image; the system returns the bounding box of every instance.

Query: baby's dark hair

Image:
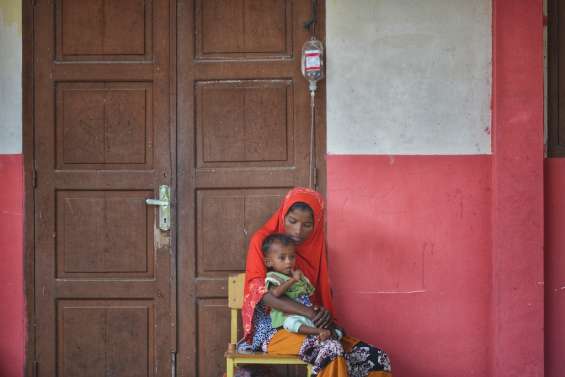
[261,233,296,256]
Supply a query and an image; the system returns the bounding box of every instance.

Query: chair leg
[226,358,234,377]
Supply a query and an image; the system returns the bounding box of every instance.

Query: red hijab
[242,187,334,340]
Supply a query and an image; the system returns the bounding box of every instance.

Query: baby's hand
[292,269,304,281]
[318,329,331,342]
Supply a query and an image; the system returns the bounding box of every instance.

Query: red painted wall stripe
[545,159,565,377]
[0,154,25,377]
[492,1,544,376]
[327,155,492,377]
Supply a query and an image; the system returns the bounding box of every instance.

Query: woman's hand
[331,324,346,338]
[291,269,304,282]
[262,294,333,327]
[263,293,314,318]
[318,329,332,342]
[311,306,333,329]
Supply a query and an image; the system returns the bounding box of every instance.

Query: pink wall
[545,159,565,377]
[326,3,546,376]
[491,0,544,376]
[0,155,25,377]
[327,155,492,377]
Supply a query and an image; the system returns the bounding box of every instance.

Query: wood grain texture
[178,1,324,376]
[33,0,172,376]
[57,0,151,60]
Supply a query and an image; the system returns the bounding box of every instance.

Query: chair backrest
[228,273,246,345]
[228,273,245,309]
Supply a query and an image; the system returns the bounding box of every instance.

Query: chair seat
[225,351,307,365]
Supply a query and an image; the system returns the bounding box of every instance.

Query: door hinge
[32,160,38,188]
[170,352,176,377]
[313,167,319,188]
[32,168,37,188]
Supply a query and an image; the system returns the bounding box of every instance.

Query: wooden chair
[225,273,313,377]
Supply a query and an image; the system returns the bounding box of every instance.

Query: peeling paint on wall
[0,0,22,154]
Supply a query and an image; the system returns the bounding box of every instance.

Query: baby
[262,233,333,341]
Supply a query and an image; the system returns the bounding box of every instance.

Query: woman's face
[284,207,314,244]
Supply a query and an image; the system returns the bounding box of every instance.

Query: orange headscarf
[242,187,335,340]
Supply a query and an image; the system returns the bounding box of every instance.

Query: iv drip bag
[301,37,324,92]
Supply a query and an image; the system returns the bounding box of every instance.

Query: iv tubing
[308,86,316,189]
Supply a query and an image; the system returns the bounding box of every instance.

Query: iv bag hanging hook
[304,0,317,33]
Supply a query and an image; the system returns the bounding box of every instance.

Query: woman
[241,187,392,377]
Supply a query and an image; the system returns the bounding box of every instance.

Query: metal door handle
[146,199,169,206]
[146,185,170,231]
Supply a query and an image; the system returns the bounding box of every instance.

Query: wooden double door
[32,1,324,376]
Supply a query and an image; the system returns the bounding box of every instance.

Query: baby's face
[265,241,296,275]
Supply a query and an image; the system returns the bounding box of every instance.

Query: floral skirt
[267,330,392,377]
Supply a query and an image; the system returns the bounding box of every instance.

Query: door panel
[57,300,154,377]
[55,82,153,168]
[195,80,293,166]
[196,189,290,275]
[34,0,172,376]
[55,190,154,277]
[56,0,153,61]
[195,0,293,59]
[178,1,323,376]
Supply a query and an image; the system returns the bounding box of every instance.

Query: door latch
[146,185,170,231]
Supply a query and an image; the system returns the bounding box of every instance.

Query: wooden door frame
[23,0,35,375]
[22,1,326,375]
[314,1,327,197]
